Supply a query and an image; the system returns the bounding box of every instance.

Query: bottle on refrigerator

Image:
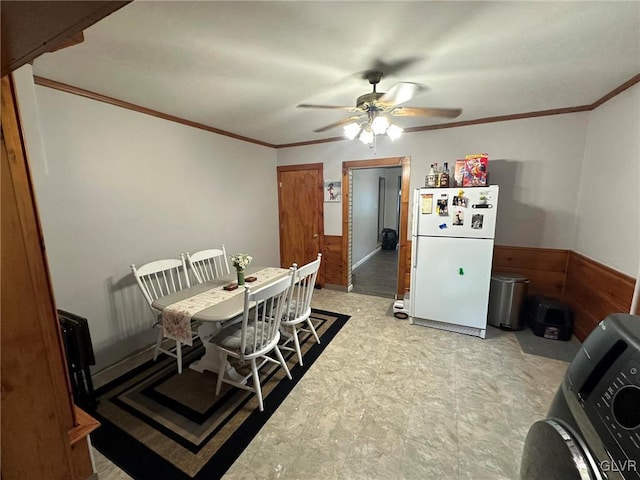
[427,164,437,187]
[440,162,450,188]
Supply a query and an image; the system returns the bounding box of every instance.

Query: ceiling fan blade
[358,57,424,79]
[313,116,362,133]
[390,107,462,118]
[377,82,426,106]
[298,104,360,112]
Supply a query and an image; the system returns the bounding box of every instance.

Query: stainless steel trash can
[487,273,529,330]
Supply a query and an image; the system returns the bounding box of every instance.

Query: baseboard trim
[324,283,350,292]
[352,247,382,271]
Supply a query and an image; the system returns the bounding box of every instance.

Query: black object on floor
[524,295,574,341]
[381,228,398,250]
[58,309,97,411]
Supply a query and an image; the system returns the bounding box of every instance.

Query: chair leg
[250,359,264,412]
[306,318,321,344]
[274,346,292,380]
[292,327,303,366]
[153,328,164,361]
[176,341,182,374]
[215,351,227,395]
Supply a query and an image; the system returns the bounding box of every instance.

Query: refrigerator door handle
[412,239,418,268]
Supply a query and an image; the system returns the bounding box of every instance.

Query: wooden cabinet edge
[69,406,100,446]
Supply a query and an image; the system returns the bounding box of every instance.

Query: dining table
[151,265,291,380]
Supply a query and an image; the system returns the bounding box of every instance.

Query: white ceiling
[32,1,640,147]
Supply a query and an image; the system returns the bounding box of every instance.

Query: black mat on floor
[514,326,581,362]
[91,309,350,480]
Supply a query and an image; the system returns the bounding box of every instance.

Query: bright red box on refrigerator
[463,153,489,186]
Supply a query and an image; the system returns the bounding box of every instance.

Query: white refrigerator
[409,186,499,338]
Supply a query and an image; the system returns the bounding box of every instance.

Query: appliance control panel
[591,351,640,477]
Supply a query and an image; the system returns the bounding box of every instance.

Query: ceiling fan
[298,70,462,142]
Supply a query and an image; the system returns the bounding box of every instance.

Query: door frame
[341,156,410,298]
[276,163,325,285]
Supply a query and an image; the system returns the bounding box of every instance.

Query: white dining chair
[209,271,293,412]
[130,257,197,374]
[280,253,322,366]
[184,246,230,284]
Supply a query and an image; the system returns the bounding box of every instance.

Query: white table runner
[162,267,288,345]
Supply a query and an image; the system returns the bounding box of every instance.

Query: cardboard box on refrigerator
[463,153,489,186]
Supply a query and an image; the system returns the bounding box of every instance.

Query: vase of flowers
[229,253,253,286]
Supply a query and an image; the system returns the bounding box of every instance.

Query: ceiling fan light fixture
[371,115,390,135]
[359,128,374,145]
[343,122,362,140]
[386,123,403,141]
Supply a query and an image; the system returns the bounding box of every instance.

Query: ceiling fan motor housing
[356,92,385,110]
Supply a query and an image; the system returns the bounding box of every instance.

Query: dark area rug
[514,326,581,362]
[91,309,350,480]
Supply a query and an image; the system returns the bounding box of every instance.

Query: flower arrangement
[229,253,253,271]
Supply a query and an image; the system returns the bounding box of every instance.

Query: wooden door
[277,163,324,285]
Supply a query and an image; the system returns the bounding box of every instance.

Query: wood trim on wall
[590,73,640,109]
[323,235,343,285]
[32,74,640,150]
[319,239,638,340]
[492,245,569,299]
[489,246,636,341]
[33,76,275,148]
[563,251,636,341]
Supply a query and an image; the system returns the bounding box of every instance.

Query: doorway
[341,156,410,299]
[351,167,400,298]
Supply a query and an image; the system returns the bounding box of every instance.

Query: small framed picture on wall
[325,181,341,202]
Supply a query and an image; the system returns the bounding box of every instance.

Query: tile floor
[91,288,569,480]
[351,249,398,299]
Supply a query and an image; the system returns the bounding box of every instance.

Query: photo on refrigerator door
[472,214,484,229]
[437,198,449,216]
[452,195,468,207]
[453,210,464,226]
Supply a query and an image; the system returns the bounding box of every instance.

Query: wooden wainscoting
[323,235,344,286]
[405,244,569,299]
[563,251,636,341]
[492,245,569,298]
[324,239,637,342]
[403,240,412,295]
[324,235,412,294]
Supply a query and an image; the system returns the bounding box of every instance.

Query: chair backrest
[286,253,322,323]
[130,258,190,315]
[185,246,230,283]
[240,271,293,356]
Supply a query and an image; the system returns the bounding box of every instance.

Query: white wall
[277,113,589,249]
[384,167,402,231]
[13,60,639,369]
[352,168,386,265]
[574,83,640,277]
[14,66,280,371]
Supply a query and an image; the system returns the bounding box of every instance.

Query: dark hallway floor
[351,248,398,299]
